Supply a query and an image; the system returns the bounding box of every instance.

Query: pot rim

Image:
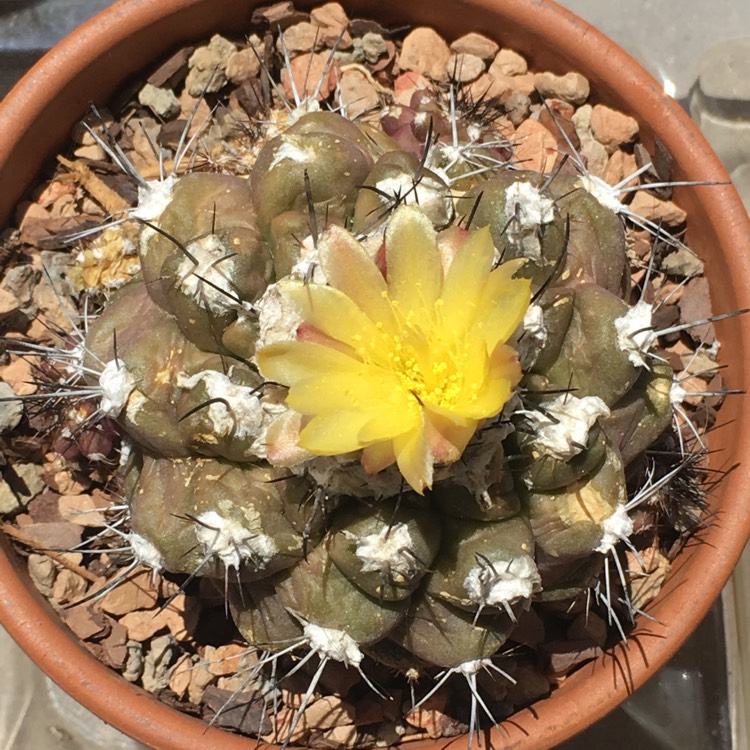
[1,1,749,748]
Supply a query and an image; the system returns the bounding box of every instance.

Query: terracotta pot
[0,1,748,748]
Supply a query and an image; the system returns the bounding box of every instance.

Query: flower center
[361,297,471,409]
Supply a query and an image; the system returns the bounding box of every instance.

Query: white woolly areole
[525,394,610,461]
[457,658,493,677]
[66,341,88,382]
[253,281,303,354]
[128,532,164,570]
[118,435,134,467]
[177,235,241,314]
[577,174,623,213]
[177,369,285,457]
[373,174,452,225]
[194,510,277,571]
[615,300,656,367]
[353,523,415,577]
[504,182,555,227]
[595,504,634,554]
[517,303,547,369]
[288,98,322,124]
[464,554,541,607]
[670,381,687,405]
[98,359,137,417]
[503,181,555,261]
[303,623,363,666]
[131,175,177,221]
[290,235,327,284]
[178,370,259,439]
[269,138,316,171]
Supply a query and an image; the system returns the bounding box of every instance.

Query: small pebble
[360,32,387,64]
[678,276,715,345]
[579,137,609,178]
[51,568,88,604]
[0,463,45,511]
[399,27,451,82]
[310,2,352,48]
[138,83,181,120]
[590,103,639,152]
[64,602,109,640]
[661,246,705,277]
[142,633,176,693]
[489,47,528,77]
[629,191,688,226]
[534,71,590,105]
[122,640,144,683]
[281,52,338,101]
[279,21,323,54]
[338,68,380,119]
[168,653,194,698]
[226,47,261,85]
[447,52,485,83]
[27,553,57,597]
[101,621,129,670]
[603,148,638,187]
[186,34,237,96]
[513,118,559,172]
[99,567,160,616]
[450,31,499,61]
[0,381,23,432]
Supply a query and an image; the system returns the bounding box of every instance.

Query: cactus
[36,31,728,748]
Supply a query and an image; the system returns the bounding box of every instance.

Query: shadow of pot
[0,1,749,748]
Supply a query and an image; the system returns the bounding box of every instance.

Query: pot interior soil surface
[0,2,742,748]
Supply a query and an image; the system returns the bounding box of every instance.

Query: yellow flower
[257,205,530,493]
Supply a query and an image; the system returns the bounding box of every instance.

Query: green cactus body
[533,285,642,405]
[140,173,268,313]
[230,577,305,651]
[352,150,453,234]
[393,591,515,668]
[459,172,566,286]
[84,282,216,456]
[326,498,441,600]
[72,80,707,738]
[523,444,627,559]
[426,515,540,614]
[130,455,315,579]
[250,112,380,241]
[275,544,408,646]
[546,174,630,296]
[603,361,674,464]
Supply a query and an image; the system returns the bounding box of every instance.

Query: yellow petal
[424,409,478,463]
[478,260,531,351]
[299,411,374,454]
[257,340,363,386]
[264,410,312,466]
[318,225,395,328]
[385,205,443,313]
[286,367,403,417]
[394,422,432,494]
[361,441,396,475]
[489,343,523,388]
[460,377,514,420]
[358,400,420,443]
[456,344,520,419]
[440,225,494,334]
[436,335,508,419]
[281,279,386,352]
